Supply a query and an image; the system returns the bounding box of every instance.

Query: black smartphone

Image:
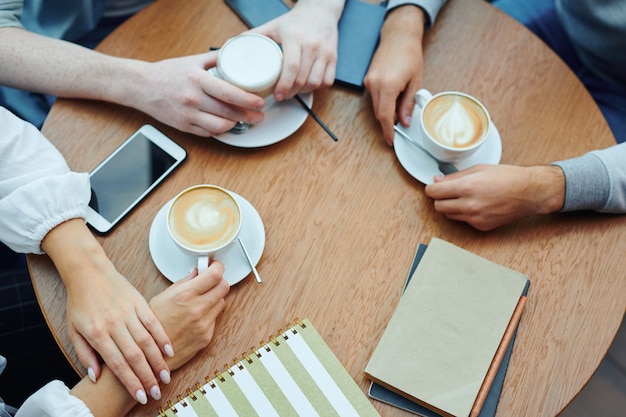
[224,0,289,27]
[85,125,186,234]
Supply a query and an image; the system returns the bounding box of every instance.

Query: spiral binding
[157,318,306,416]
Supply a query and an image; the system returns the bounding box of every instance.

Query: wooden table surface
[30,0,626,416]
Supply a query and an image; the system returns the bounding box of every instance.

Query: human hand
[42,219,174,404]
[364,6,427,146]
[149,262,229,371]
[130,51,266,137]
[251,0,344,101]
[64,259,175,404]
[67,263,228,415]
[424,164,566,231]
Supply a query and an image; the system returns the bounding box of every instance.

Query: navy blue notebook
[367,244,525,417]
[224,0,386,90]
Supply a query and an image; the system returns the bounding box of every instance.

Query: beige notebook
[364,238,530,417]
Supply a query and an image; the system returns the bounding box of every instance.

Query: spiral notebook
[157,319,381,417]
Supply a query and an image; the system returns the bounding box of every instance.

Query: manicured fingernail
[404,115,412,125]
[136,389,148,405]
[275,93,283,102]
[87,367,96,383]
[160,369,171,384]
[150,385,161,400]
[164,344,174,357]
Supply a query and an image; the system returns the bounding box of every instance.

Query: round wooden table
[31,0,626,416]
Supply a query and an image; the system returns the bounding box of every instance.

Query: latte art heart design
[168,186,241,252]
[185,201,230,234]
[423,94,489,149]
[433,101,479,147]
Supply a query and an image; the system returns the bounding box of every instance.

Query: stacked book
[364,238,530,417]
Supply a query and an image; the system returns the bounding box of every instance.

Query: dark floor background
[559,314,626,417]
[0,244,81,407]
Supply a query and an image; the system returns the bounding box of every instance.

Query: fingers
[107,327,161,404]
[200,75,265,115]
[72,321,153,404]
[397,85,417,128]
[189,261,229,296]
[274,41,301,100]
[136,304,174,374]
[70,329,101,383]
[70,306,175,404]
[373,88,400,147]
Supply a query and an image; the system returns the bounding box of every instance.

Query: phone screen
[88,132,177,223]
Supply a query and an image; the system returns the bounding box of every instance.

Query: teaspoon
[394,125,458,175]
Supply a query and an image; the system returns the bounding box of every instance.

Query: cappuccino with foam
[415,89,491,162]
[168,185,241,253]
[423,94,489,149]
[217,34,283,99]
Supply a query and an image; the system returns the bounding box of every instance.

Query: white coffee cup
[166,185,242,273]
[416,89,491,162]
[212,33,283,110]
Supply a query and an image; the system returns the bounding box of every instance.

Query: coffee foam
[218,34,283,97]
[168,187,240,252]
[423,95,488,148]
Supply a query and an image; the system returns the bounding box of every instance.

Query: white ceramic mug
[211,33,283,110]
[416,89,491,162]
[166,185,242,273]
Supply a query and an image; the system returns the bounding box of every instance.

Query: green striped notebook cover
[157,319,380,417]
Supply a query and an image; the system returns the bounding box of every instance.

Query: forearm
[40,218,116,290]
[0,27,149,109]
[380,5,426,46]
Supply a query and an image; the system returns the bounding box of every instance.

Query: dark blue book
[367,243,526,417]
[224,0,385,90]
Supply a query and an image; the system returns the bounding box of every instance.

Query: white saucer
[148,192,265,286]
[213,93,313,148]
[394,122,502,185]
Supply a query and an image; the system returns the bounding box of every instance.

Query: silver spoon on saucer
[394,125,458,175]
[238,237,261,284]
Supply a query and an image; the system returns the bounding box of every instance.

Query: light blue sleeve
[0,0,24,28]
[552,143,626,213]
[386,0,447,27]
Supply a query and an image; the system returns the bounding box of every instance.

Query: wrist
[295,0,345,20]
[71,366,135,416]
[381,4,426,37]
[531,165,566,214]
[382,5,426,41]
[42,218,116,289]
[96,56,152,110]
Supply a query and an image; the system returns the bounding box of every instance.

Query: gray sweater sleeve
[386,0,446,27]
[552,143,626,213]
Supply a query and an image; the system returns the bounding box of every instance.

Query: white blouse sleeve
[14,381,93,417]
[0,107,90,254]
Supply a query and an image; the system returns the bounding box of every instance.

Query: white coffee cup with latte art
[167,185,242,273]
[416,89,491,162]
